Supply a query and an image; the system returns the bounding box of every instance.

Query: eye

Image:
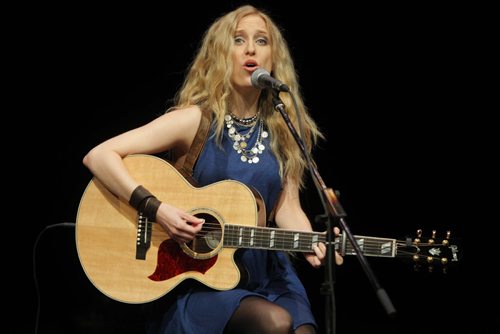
[234,36,245,45]
[256,38,268,46]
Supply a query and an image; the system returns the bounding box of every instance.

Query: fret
[249,228,255,247]
[259,228,271,249]
[252,227,261,248]
[334,236,341,252]
[238,227,246,246]
[380,241,392,255]
[276,230,287,250]
[241,226,249,247]
[312,234,319,247]
[223,225,234,247]
[301,232,311,251]
[293,233,299,249]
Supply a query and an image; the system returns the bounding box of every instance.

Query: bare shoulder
[160,105,203,127]
[149,105,204,155]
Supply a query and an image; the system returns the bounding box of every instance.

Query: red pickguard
[149,239,217,281]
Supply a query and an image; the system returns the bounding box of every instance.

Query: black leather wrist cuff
[129,185,154,210]
[142,197,162,222]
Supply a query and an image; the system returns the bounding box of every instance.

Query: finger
[174,218,202,235]
[333,226,341,236]
[317,242,326,255]
[312,244,325,263]
[182,213,205,225]
[191,221,205,234]
[306,254,322,268]
[167,220,200,240]
[335,251,344,265]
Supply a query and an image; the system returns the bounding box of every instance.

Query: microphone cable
[33,222,75,334]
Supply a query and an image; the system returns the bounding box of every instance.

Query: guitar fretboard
[223,224,396,258]
[224,224,325,252]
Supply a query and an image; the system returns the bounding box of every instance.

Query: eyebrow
[235,29,269,35]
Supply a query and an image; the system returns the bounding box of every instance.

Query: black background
[10,1,481,333]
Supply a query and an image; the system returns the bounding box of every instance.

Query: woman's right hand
[155,203,205,244]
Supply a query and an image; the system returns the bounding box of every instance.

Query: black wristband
[129,185,154,210]
[141,197,162,222]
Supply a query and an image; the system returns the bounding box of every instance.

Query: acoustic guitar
[76,154,459,304]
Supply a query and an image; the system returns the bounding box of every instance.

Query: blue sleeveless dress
[152,120,317,333]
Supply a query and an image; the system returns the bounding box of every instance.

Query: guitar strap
[173,108,213,183]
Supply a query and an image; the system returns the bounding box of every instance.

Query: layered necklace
[224,112,268,164]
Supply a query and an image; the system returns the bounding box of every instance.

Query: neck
[230,92,260,118]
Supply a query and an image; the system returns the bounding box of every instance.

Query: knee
[266,306,293,334]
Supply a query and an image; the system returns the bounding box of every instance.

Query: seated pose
[83,5,343,334]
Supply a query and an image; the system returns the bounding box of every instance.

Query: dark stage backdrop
[12,1,476,333]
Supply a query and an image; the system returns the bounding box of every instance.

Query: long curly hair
[171,5,323,188]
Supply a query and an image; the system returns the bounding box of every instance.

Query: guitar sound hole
[186,213,222,253]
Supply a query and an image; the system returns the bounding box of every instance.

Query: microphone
[251,68,290,92]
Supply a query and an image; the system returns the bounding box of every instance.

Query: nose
[245,41,256,55]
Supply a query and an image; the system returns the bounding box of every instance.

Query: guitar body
[76,154,260,304]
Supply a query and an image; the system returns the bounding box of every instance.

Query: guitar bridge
[136,212,153,260]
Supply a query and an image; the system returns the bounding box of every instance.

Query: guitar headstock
[397,229,460,273]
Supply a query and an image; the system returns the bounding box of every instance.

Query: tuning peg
[446,230,451,239]
[427,256,433,263]
[426,230,435,245]
[441,258,448,265]
[414,229,422,244]
[425,229,435,244]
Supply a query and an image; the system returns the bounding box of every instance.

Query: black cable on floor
[33,222,75,334]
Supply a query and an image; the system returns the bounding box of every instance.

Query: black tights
[224,297,316,334]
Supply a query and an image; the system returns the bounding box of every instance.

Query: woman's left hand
[304,227,344,268]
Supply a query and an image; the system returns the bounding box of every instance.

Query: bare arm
[274,178,343,268]
[83,106,205,243]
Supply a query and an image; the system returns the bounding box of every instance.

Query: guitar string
[196,233,398,252]
[187,226,425,248]
[192,223,394,246]
[178,231,444,259]
[195,238,444,259]
[161,222,444,257]
[185,235,445,260]
[193,230,444,249]
[171,222,448,249]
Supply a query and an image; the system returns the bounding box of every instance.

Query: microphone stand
[271,90,396,334]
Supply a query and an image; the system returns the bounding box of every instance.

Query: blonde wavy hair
[171,5,323,188]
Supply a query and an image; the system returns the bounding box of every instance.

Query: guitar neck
[223,225,397,258]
